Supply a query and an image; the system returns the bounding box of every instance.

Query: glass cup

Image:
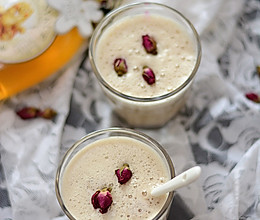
[55,127,175,220]
[89,2,201,128]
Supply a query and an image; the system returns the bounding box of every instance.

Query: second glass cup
[89,2,201,128]
[56,127,175,219]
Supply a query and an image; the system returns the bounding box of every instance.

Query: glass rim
[55,127,175,220]
[89,1,202,102]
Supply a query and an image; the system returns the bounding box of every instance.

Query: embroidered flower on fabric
[46,0,103,37]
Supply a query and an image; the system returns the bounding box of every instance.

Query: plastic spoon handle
[151,166,201,197]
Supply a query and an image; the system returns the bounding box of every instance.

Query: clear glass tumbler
[89,2,201,128]
[55,127,175,220]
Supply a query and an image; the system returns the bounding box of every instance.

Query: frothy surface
[0,0,57,63]
[96,14,196,98]
[61,137,170,220]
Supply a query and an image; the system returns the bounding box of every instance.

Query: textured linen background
[1,0,260,219]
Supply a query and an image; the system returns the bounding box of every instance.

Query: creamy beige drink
[96,15,196,98]
[56,128,175,220]
[0,0,58,63]
[89,2,201,127]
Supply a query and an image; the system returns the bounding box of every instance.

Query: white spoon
[151,166,201,197]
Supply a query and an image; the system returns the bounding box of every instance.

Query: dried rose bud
[91,187,113,214]
[115,163,132,184]
[38,108,57,119]
[16,107,40,120]
[245,93,260,103]
[142,66,156,85]
[142,34,157,55]
[257,66,260,77]
[114,58,128,76]
[16,107,57,120]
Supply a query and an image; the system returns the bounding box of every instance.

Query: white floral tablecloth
[1,0,260,219]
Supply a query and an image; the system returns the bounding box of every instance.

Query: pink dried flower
[114,58,128,76]
[16,107,40,119]
[142,66,156,85]
[245,93,260,103]
[91,187,113,214]
[142,34,157,55]
[37,108,57,119]
[16,107,57,120]
[115,163,132,184]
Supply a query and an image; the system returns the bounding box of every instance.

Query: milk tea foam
[96,14,196,98]
[61,137,170,220]
[0,0,57,63]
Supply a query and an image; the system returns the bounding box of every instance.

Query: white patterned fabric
[1,0,260,219]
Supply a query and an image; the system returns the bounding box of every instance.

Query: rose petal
[97,191,113,214]
[91,188,113,214]
[142,66,156,85]
[114,58,128,76]
[246,93,260,103]
[142,34,157,55]
[91,190,100,209]
[16,107,40,120]
[115,163,132,184]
